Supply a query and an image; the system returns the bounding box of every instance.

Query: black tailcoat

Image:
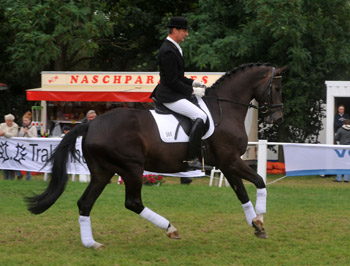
[151,40,193,103]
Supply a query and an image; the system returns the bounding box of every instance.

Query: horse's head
[256,66,288,124]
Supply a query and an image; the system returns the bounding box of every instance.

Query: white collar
[166,36,183,56]
[343,124,350,130]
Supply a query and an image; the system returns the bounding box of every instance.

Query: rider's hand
[192,87,205,97]
[192,80,205,88]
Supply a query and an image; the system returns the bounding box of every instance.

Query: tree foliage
[4,0,113,74]
[183,0,350,142]
[90,0,198,71]
[1,0,350,143]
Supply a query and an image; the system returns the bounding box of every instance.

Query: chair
[209,167,229,187]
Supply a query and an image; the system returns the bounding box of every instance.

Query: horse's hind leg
[122,167,181,239]
[77,172,113,249]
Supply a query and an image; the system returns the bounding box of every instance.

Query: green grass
[0,174,349,265]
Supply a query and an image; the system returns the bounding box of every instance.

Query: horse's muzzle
[264,111,283,124]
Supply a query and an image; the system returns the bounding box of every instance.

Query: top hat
[167,16,189,29]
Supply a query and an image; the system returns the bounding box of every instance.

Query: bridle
[257,67,283,114]
[203,67,283,126]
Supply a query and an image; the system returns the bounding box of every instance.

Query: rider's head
[167,16,189,44]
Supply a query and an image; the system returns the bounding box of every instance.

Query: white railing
[210,140,288,187]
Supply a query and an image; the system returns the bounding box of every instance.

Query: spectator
[82,110,97,123]
[334,119,350,182]
[0,114,18,180]
[334,105,349,132]
[61,125,71,137]
[18,111,38,181]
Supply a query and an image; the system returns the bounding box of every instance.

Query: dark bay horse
[27,63,288,249]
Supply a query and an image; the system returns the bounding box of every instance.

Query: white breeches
[163,99,208,123]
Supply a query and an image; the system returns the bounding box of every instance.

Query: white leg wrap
[256,188,267,215]
[79,215,96,248]
[139,207,169,230]
[242,201,256,226]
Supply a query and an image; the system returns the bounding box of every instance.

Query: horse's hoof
[166,230,181,239]
[93,242,105,250]
[166,224,181,239]
[252,217,268,239]
[254,230,268,239]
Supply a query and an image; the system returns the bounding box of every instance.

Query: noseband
[204,67,283,126]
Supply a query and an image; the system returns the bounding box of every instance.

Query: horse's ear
[275,66,289,75]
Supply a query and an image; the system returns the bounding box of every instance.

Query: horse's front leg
[221,158,267,238]
[122,166,181,240]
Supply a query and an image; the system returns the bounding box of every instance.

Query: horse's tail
[26,123,90,214]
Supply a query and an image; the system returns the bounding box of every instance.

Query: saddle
[152,96,209,139]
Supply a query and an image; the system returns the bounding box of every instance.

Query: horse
[26,63,288,249]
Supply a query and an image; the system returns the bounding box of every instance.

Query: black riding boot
[185,118,212,171]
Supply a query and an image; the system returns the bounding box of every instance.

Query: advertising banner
[0,137,90,174]
[283,144,350,176]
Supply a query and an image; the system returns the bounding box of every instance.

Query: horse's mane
[209,62,271,90]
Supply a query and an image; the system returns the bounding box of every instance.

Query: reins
[203,96,260,127]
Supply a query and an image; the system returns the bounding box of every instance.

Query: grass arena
[1,174,349,265]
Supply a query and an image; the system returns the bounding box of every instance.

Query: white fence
[2,136,348,184]
[210,140,350,187]
[210,140,271,187]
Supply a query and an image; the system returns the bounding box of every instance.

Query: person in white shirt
[0,114,19,180]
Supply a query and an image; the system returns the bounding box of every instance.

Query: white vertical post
[41,100,47,134]
[257,139,267,184]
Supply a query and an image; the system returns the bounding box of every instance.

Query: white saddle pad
[150,96,215,143]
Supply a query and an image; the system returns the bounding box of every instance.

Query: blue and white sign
[284,143,350,176]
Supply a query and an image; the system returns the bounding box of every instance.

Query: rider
[151,16,209,170]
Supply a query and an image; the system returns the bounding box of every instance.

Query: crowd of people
[0,111,37,180]
[0,110,97,181]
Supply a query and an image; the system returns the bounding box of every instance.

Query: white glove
[193,87,205,97]
[192,80,205,87]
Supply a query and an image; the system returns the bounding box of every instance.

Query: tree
[90,0,198,71]
[4,0,113,75]
[183,0,350,143]
[0,2,33,121]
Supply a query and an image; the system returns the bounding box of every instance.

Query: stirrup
[185,159,213,172]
